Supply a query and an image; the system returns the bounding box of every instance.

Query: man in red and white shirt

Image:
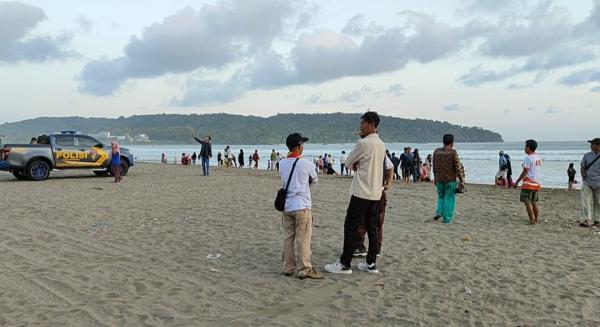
[514,139,542,224]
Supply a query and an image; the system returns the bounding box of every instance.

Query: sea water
[128,141,591,189]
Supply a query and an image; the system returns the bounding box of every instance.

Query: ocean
[127,141,592,189]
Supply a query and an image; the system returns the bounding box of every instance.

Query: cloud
[591,85,600,93]
[175,12,473,105]
[75,14,93,32]
[442,104,473,112]
[560,69,600,86]
[461,46,596,86]
[336,86,372,103]
[384,83,404,96]
[341,14,384,36]
[0,2,76,63]
[78,0,296,96]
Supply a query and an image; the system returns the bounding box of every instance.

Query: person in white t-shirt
[340,151,347,176]
[278,133,323,280]
[514,139,542,224]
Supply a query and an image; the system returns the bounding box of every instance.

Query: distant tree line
[0,113,503,144]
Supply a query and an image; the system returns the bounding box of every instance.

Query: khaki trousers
[282,209,313,274]
[581,181,600,222]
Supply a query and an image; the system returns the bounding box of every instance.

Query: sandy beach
[0,163,598,326]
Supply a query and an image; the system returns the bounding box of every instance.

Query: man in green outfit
[432,134,465,224]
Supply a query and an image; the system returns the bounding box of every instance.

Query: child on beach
[568,163,577,190]
[514,139,542,224]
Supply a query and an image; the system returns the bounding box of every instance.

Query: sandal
[579,220,593,227]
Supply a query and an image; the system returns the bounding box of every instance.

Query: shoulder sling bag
[274,158,300,212]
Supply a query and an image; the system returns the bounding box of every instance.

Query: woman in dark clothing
[238,149,245,168]
[413,149,422,182]
[568,163,577,190]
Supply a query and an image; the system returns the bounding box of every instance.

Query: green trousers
[436,181,457,223]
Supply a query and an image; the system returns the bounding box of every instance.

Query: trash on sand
[463,235,472,241]
[544,219,549,223]
[210,268,220,272]
[464,287,472,295]
[207,253,222,259]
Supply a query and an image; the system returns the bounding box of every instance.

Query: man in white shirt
[325,112,386,274]
[340,151,347,176]
[279,133,323,279]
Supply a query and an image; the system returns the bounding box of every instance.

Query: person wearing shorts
[514,140,542,224]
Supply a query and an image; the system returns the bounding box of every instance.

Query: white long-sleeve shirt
[345,133,386,201]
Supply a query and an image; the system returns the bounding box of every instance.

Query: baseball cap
[286,133,309,149]
[587,138,600,145]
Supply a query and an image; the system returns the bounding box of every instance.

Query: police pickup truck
[0,131,134,181]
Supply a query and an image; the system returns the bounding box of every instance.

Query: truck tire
[12,170,29,180]
[119,160,130,176]
[27,160,50,181]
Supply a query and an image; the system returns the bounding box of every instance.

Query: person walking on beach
[325,111,385,275]
[217,152,222,167]
[413,148,422,182]
[568,163,577,191]
[238,149,245,168]
[579,138,600,227]
[505,153,513,187]
[111,141,122,183]
[161,153,167,164]
[340,151,347,176]
[252,150,260,169]
[193,134,212,176]
[432,134,465,224]
[496,151,509,188]
[353,153,394,257]
[279,133,323,279]
[400,148,412,183]
[270,149,277,171]
[514,139,542,224]
[191,152,197,165]
[425,154,433,182]
[391,152,400,180]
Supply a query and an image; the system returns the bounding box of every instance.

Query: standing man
[325,111,385,274]
[353,152,394,257]
[193,134,212,176]
[270,149,277,171]
[495,151,509,187]
[279,133,323,279]
[579,138,600,228]
[432,134,465,224]
[514,139,542,224]
[340,151,347,176]
[391,152,400,180]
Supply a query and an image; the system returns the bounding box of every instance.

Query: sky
[0,0,599,141]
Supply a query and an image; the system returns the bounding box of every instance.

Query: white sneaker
[357,262,379,274]
[324,261,352,274]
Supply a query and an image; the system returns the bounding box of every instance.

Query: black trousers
[340,196,380,267]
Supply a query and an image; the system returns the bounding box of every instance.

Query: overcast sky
[0,0,599,141]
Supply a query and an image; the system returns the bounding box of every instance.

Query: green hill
[0,113,503,144]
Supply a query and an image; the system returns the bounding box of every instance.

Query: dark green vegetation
[0,113,502,144]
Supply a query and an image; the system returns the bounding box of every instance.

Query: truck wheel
[28,160,50,181]
[119,160,130,176]
[12,170,29,180]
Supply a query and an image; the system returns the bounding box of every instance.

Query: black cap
[286,133,309,150]
[588,138,600,145]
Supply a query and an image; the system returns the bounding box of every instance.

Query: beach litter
[210,268,220,273]
[463,235,472,241]
[207,253,222,259]
[464,287,472,295]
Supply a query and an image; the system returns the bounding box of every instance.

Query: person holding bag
[276,133,322,279]
[579,138,600,228]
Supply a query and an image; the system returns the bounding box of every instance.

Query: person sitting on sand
[279,133,323,279]
[513,139,542,225]
[579,138,600,227]
[420,163,430,182]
